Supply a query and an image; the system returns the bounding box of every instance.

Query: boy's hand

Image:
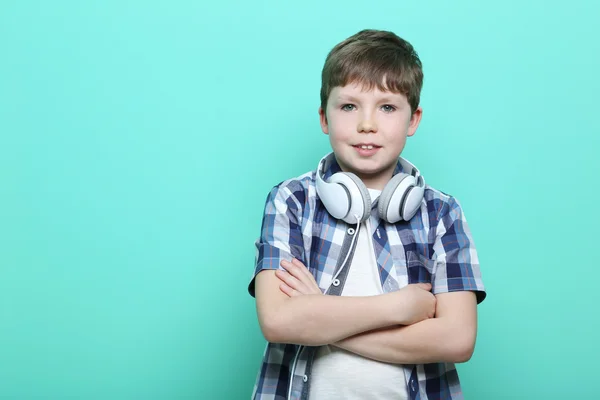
[275,259,322,297]
[393,283,436,325]
[275,259,435,325]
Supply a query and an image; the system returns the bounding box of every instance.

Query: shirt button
[332,279,340,287]
[303,375,308,382]
[347,228,355,235]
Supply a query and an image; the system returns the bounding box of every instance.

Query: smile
[352,144,381,156]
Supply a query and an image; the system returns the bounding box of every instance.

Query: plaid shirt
[248,156,486,400]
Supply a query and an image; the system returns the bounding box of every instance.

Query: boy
[248,29,486,400]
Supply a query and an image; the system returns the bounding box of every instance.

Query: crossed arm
[254,259,478,365]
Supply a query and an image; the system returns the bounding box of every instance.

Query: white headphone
[315,152,425,224]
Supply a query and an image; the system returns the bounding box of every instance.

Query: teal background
[1,0,598,398]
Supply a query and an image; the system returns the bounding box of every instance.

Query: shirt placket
[289,222,360,400]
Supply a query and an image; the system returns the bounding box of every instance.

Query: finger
[281,260,307,281]
[291,257,309,271]
[291,258,316,282]
[289,262,321,295]
[279,283,297,297]
[275,269,307,293]
[281,260,321,294]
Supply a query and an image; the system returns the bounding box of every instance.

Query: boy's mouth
[352,144,382,156]
[353,144,381,150]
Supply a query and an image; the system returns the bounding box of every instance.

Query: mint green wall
[1,1,598,398]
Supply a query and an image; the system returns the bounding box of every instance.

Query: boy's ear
[319,107,329,134]
[407,106,423,137]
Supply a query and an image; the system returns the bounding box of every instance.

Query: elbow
[259,313,288,343]
[260,312,321,346]
[260,309,302,344]
[441,319,477,363]
[262,327,287,344]
[260,324,278,343]
[448,337,476,363]
[452,343,474,363]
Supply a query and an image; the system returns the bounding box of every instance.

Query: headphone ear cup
[328,172,371,223]
[316,173,351,221]
[401,185,424,221]
[378,173,412,223]
[379,174,424,223]
[344,172,372,222]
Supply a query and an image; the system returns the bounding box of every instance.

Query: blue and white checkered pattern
[248,157,486,400]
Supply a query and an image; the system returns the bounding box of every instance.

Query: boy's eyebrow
[378,96,404,104]
[335,95,361,103]
[335,94,404,104]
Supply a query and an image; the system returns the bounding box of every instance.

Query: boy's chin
[345,165,388,178]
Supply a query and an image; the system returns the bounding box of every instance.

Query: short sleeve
[247,183,306,297]
[432,196,486,304]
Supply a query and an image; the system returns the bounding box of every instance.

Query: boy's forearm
[333,292,478,364]
[263,293,398,346]
[333,317,474,364]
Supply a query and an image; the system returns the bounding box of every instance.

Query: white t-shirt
[309,189,408,399]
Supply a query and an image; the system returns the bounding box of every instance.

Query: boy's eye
[341,104,355,111]
[381,105,396,113]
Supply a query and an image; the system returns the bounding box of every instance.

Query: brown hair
[320,29,423,114]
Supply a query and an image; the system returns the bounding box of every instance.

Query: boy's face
[319,82,422,190]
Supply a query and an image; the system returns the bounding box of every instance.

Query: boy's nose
[358,117,377,133]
